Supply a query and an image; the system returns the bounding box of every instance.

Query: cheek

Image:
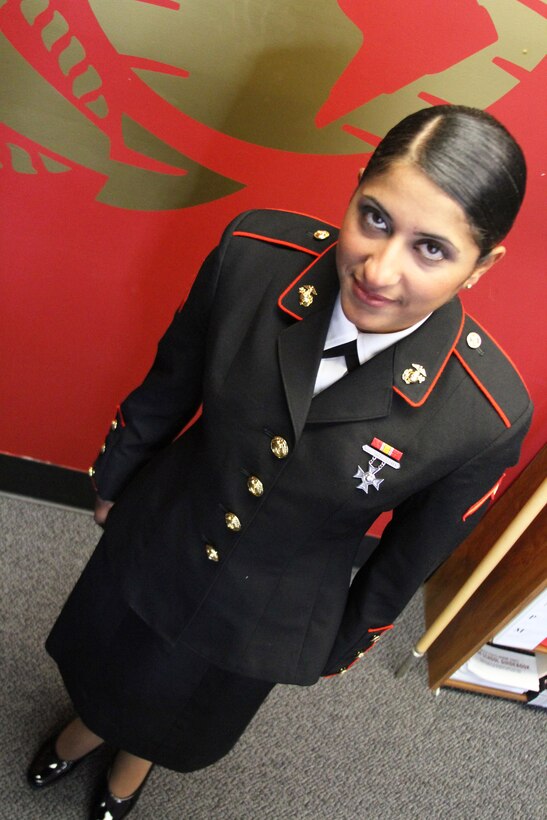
[335,242,352,277]
[337,234,362,269]
[417,280,461,306]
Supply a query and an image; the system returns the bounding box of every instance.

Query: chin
[342,299,391,333]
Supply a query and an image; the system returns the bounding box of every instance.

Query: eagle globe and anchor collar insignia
[354,438,403,494]
[402,363,427,385]
[298,284,318,307]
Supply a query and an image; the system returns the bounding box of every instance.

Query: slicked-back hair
[362,106,526,258]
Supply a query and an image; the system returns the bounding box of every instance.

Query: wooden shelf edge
[440,680,528,702]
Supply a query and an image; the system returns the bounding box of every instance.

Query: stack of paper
[450,644,547,695]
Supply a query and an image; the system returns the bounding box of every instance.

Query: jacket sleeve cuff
[322,625,393,677]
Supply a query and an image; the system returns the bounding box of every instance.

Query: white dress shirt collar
[314,294,431,395]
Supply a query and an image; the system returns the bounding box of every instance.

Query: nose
[362,238,402,289]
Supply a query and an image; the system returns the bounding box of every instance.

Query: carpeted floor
[1,494,545,819]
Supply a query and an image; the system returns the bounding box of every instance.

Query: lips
[351,276,396,307]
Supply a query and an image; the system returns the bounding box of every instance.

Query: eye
[416,240,447,262]
[361,206,388,232]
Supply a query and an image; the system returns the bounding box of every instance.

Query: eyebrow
[360,195,459,255]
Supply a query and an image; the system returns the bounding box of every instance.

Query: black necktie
[322,339,360,372]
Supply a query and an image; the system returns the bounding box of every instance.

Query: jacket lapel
[277,244,339,439]
[392,299,464,407]
[307,346,394,423]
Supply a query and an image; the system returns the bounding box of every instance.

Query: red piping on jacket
[277,241,338,321]
[453,349,511,428]
[465,312,531,398]
[232,231,321,257]
[462,474,505,522]
[264,207,341,229]
[393,309,465,407]
[116,404,126,427]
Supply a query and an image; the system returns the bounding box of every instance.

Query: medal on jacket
[354,438,403,494]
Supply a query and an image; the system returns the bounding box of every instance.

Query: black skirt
[46,538,274,772]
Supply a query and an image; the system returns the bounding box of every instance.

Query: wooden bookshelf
[424,445,547,700]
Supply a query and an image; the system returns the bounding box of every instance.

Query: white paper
[467,644,539,691]
[493,588,547,651]
[535,652,547,678]
[450,663,528,694]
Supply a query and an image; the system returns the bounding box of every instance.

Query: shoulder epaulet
[453,314,531,428]
[231,209,338,256]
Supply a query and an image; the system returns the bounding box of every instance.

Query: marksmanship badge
[354,438,403,494]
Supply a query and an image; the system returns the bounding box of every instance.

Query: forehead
[356,162,475,241]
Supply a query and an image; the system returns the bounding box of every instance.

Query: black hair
[362,105,526,258]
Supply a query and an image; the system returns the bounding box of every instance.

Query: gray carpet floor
[1,494,545,820]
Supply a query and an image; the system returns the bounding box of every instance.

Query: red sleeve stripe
[393,309,465,407]
[453,349,511,428]
[462,474,505,522]
[368,624,394,633]
[232,231,321,257]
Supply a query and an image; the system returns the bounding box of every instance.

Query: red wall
[1,0,545,489]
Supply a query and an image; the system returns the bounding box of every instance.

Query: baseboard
[0,454,95,510]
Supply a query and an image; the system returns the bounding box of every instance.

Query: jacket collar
[392,298,465,406]
[278,242,340,320]
[277,245,465,432]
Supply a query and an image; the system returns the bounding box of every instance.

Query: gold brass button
[270,436,289,459]
[225,512,241,531]
[88,466,95,477]
[355,650,366,659]
[338,667,348,675]
[313,229,330,240]
[371,634,381,643]
[205,545,219,562]
[111,419,118,430]
[101,443,106,453]
[247,475,264,497]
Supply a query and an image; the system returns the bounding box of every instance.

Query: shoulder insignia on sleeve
[454,314,531,428]
[231,209,339,257]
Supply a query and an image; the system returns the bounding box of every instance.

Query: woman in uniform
[28,105,532,819]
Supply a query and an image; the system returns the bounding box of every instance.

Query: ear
[462,246,506,290]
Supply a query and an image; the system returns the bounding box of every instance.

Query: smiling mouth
[352,276,396,307]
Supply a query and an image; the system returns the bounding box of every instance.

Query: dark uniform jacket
[92,210,533,686]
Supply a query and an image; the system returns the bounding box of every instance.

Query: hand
[94,495,114,527]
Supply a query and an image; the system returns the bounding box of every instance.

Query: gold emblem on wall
[1,0,544,210]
